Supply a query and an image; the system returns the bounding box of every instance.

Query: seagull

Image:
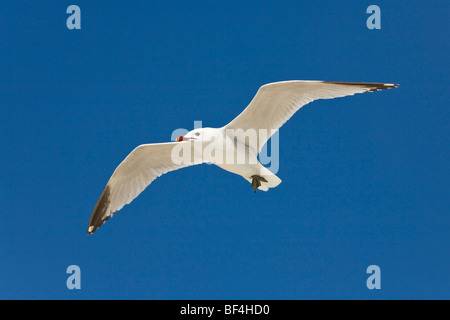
[87,80,398,234]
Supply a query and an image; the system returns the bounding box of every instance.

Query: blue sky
[0,1,448,299]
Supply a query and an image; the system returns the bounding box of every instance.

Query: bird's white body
[88,80,398,234]
[190,127,281,191]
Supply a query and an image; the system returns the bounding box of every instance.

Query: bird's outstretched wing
[225,81,398,153]
[88,141,196,234]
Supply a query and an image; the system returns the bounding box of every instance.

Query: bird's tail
[255,165,282,191]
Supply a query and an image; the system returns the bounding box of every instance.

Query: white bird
[87,80,398,234]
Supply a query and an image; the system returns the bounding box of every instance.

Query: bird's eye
[195,132,200,136]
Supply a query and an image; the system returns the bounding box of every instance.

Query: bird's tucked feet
[251,175,268,193]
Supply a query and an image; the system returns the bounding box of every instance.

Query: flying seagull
[87,80,398,234]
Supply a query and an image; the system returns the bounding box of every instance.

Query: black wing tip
[87,185,113,235]
[324,81,399,92]
[87,212,115,235]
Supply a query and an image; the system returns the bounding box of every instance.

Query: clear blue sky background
[0,1,448,299]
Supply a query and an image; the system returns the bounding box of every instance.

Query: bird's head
[176,128,217,143]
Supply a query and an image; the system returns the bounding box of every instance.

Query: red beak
[176,136,184,142]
